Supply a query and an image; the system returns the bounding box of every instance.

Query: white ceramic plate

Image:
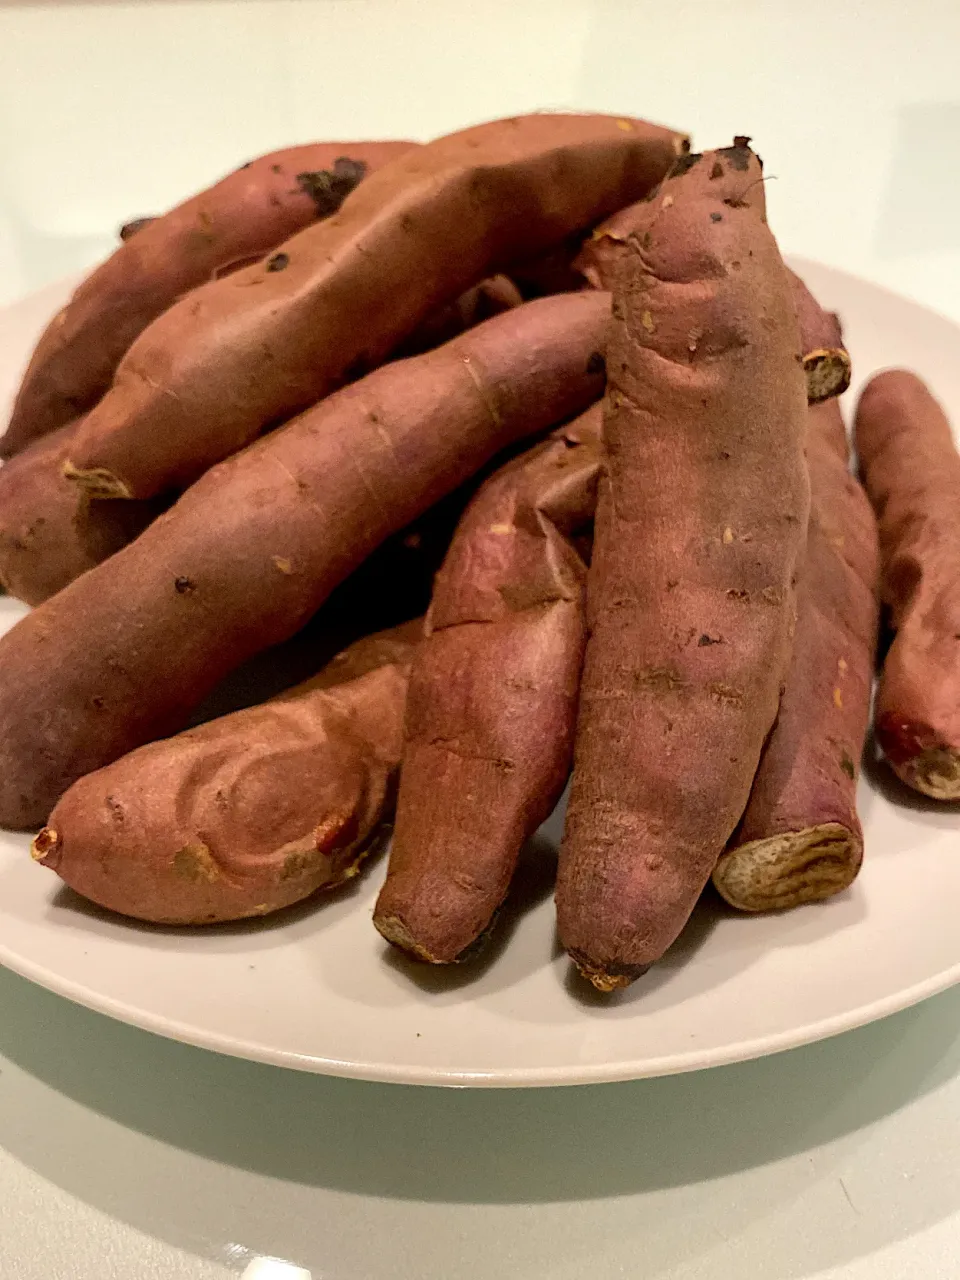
[1,259,959,1087]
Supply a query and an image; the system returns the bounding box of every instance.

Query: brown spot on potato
[174,576,196,595]
[173,843,220,883]
[266,252,289,272]
[296,157,367,217]
[710,682,743,707]
[586,350,606,376]
[635,667,687,694]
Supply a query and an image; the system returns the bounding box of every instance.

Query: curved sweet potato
[32,622,419,924]
[0,419,161,605]
[556,141,810,990]
[61,112,685,500]
[856,370,960,799]
[712,397,880,911]
[0,291,608,830]
[1,141,413,459]
[374,405,601,963]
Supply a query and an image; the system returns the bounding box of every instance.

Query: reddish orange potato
[556,141,809,991]
[0,291,608,830]
[374,405,601,963]
[713,397,880,910]
[1,141,413,459]
[0,418,161,605]
[33,622,419,924]
[60,112,685,499]
[856,370,960,799]
[579,232,849,405]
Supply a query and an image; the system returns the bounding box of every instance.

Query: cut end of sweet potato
[31,826,61,868]
[803,348,852,404]
[894,746,960,801]
[61,459,133,501]
[713,822,862,912]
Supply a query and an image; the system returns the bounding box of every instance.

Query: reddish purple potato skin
[374,406,602,963]
[61,112,684,500]
[556,142,810,991]
[0,291,609,831]
[856,370,960,799]
[33,624,419,924]
[1,140,414,459]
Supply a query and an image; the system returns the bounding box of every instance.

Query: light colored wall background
[0,0,959,313]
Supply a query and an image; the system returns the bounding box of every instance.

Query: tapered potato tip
[888,742,960,801]
[31,827,61,867]
[712,822,862,912]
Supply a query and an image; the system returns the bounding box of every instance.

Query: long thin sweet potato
[578,232,849,404]
[855,370,960,799]
[0,291,608,830]
[0,141,413,459]
[374,405,602,963]
[555,140,810,991]
[61,112,685,499]
[0,419,161,605]
[32,622,419,924]
[712,397,880,910]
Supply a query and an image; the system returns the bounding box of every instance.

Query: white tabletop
[2,2,960,1276]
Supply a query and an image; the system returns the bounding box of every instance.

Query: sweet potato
[0,418,161,605]
[855,370,960,799]
[578,232,849,405]
[32,621,419,924]
[374,404,602,963]
[0,141,413,460]
[61,112,685,500]
[0,291,608,830]
[555,140,810,991]
[712,397,880,910]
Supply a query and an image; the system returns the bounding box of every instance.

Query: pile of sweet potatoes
[1,112,957,993]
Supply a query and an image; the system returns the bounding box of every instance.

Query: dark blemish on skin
[240,161,252,169]
[723,197,747,209]
[266,252,289,272]
[670,151,702,178]
[174,576,196,595]
[641,230,652,249]
[297,157,367,217]
[710,212,723,223]
[272,163,282,174]
[698,634,722,646]
[727,588,750,602]
[118,216,155,241]
[718,137,753,170]
[91,696,105,710]
[717,449,731,460]
[587,350,606,376]
[710,161,724,181]
[840,752,856,780]
[710,682,743,707]
[666,579,679,591]
[400,213,416,233]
